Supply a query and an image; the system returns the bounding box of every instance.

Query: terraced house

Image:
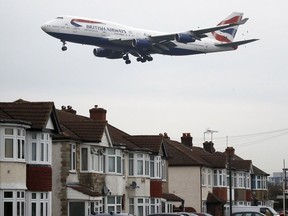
[0,100,61,216]
[0,99,269,216]
[52,105,182,216]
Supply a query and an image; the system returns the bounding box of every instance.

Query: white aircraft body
[41,12,258,64]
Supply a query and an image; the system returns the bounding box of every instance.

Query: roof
[55,109,106,142]
[252,165,269,176]
[68,184,102,197]
[126,135,165,154]
[107,124,142,150]
[0,99,61,132]
[166,140,211,167]
[162,193,184,202]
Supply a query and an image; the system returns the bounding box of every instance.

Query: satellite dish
[130,181,139,189]
[103,185,109,195]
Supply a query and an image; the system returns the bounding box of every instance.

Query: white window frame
[27,192,51,216]
[89,200,103,214]
[106,148,122,174]
[80,146,105,173]
[213,169,226,187]
[70,144,76,171]
[129,197,161,216]
[150,156,162,179]
[128,153,150,177]
[106,196,122,213]
[28,132,51,164]
[1,190,26,216]
[1,127,26,161]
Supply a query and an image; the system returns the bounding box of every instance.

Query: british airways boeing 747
[41,12,258,64]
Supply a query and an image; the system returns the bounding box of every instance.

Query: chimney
[203,141,215,153]
[61,105,76,114]
[225,147,235,157]
[89,105,107,121]
[181,133,193,148]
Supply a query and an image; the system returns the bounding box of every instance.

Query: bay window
[128,152,150,177]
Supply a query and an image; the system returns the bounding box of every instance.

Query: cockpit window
[56,17,63,19]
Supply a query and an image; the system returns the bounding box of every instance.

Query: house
[52,105,182,216]
[166,133,270,216]
[0,99,61,216]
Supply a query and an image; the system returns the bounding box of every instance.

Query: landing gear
[123,53,131,64]
[136,55,153,63]
[122,53,153,64]
[61,40,67,51]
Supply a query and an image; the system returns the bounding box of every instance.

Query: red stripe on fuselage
[73,19,104,24]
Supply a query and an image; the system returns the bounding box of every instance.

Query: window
[150,156,155,178]
[161,159,166,180]
[128,153,150,177]
[3,128,26,160]
[129,153,134,175]
[107,196,121,213]
[129,197,160,216]
[29,192,50,216]
[2,190,25,216]
[213,169,226,187]
[150,156,162,179]
[89,200,102,214]
[80,146,104,172]
[81,148,88,171]
[5,138,14,158]
[29,132,51,164]
[202,168,207,186]
[91,148,104,172]
[107,149,122,174]
[252,175,267,190]
[137,154,144,175]
[70,144,76,171]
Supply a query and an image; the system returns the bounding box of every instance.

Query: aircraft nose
[41,24,48,32]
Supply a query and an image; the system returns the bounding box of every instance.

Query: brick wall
[26,164,52,191]
[150,179,163,197]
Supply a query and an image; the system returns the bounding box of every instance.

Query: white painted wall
[169,166,201,211]
[0,162,26,189]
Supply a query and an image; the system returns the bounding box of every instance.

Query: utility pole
[226,147,234,216]
[283,160,287,216]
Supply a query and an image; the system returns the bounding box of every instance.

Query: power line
[192,128,288,148]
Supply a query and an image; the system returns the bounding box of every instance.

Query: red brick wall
[150,180,162,197]
[26,165,52,191]
[213,187,228,201]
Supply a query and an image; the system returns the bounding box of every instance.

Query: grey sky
[1,0,288,174]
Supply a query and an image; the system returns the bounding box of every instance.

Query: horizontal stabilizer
[215,39,259,47]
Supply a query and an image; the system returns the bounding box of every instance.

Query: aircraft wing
[149,18,249,42]
[215,38,259,47]
[109,17,248,47]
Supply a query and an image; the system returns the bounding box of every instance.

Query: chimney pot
[89,106,107,121]
[203,141,215,153]
[62,105,76,114]
[181,132,193,148]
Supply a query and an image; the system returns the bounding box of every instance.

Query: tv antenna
[204,129,218,142]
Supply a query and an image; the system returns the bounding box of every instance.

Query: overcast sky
[1,0,288,174]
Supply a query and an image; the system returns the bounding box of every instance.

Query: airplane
[41,12,258,64]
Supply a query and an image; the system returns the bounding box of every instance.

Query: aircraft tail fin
[211,12,244,43]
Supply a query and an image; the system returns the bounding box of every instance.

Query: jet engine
[93,48,123,59]
[132,39,151,48]
[175,33,196,43]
